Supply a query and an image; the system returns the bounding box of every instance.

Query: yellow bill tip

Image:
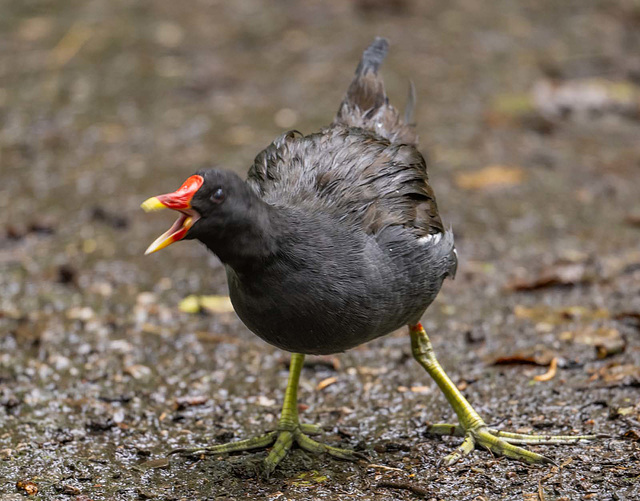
[140,197,166,213]
[143,244,157,255]
[144,235,174,255]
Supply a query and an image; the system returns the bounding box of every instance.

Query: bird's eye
[211,187,225,204]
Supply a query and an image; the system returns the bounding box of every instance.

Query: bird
[141,37,595,475]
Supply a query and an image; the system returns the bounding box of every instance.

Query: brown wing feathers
[248,38,444,238]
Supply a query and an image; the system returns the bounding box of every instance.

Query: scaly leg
[409,323,597,465]
[171,353,364,475]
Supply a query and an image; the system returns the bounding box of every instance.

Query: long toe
[262,431,295,477]
[170,431,278,457]
[437,424,596,466]
[486,428,599,446]
[474,428,553,465]
[296,432,367,462]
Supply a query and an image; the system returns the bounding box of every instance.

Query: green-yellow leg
[171,353,364,475]
[409,323,597,465]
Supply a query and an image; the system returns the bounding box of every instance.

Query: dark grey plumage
[148,39,596,470]
[188,37,457,354]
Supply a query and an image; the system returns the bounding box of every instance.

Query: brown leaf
[356,366,388,376]
[604,364,640,381]
[60,484,81,495]
[591,363,640,388]
[506,262,591,291]
[596,338,626,359]
[625,213,640,227]
[16,480,38,495]
[174,395,208,410]
[490,347,556,366]
[376,479,431,498]
[623,430,640,442]
[454,165,526,191]
[141,458,170,469]
[123,364,152,380]
[195,332,241,344]
[615,311,640,327]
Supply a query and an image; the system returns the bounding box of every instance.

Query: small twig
[368,463,404,472]
[377,480,430,499]
[538,478,546,501]
[316,376,338,391]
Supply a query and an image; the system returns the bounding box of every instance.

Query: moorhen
[142,38,595,473]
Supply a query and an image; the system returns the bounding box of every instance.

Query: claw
[442,432,476,466]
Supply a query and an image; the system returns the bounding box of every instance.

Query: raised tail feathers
[334,37,417,145]
[355,36,389,78]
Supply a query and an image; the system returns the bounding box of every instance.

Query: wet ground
[1,1,640,499]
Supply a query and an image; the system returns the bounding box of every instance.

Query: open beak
[141,175,204,255]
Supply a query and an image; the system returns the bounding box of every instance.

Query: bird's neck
[198,199,281,274]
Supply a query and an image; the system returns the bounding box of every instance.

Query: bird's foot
[409,324,599,465]
[258,420,366,476]
[425,422,598,466]
[170,422,365,476]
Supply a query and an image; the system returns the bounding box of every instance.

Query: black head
[186,169,261,241]
[141,168,274,266]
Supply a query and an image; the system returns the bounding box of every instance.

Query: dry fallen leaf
[356,366,388,376]
[141,457,170,469]
[506,261,592,291]
[195,331,241,345]
[257,395,276,407]
[179,295,235,314]
[623,430,640,442]
[590,363,640,388]
[533,357,558,382]
[316,376,337,391]
[454,165,526,191]
[124,364,152,380]
[16,480,38,496]
[489,347,556,367]
[174,395,208,410]
[596,339,626,359]
[625,213,640,228]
